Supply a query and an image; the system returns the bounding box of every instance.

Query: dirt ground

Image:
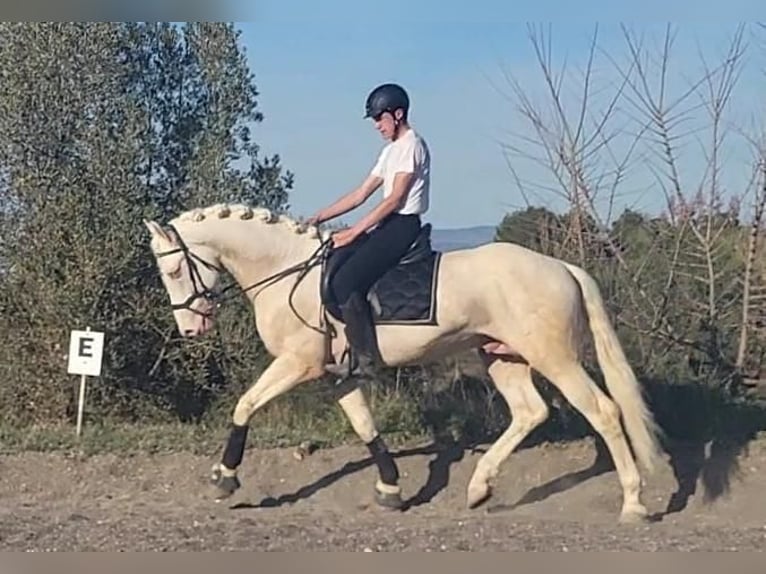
[2,433,766,551]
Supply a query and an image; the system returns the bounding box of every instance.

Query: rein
[154,223,334,336]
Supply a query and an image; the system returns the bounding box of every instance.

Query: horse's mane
[169,203,332,242]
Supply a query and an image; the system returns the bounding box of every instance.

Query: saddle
[320,223,442,326]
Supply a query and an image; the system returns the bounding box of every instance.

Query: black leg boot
[325,292,385,377]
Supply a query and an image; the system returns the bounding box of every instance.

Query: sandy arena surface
[2,435,766,551]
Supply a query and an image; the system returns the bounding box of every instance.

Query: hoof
[210,463,241,501]
[374,480,403,510]
[619,506,650,525]
[466,480,492,509]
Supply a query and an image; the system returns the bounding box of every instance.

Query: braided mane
[169,203,331,241]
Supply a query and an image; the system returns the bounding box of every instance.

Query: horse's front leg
[332,377,404,510]
[210,352,322,500]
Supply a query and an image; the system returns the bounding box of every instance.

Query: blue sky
[238,8,764,228]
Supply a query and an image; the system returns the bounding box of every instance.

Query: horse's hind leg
[333,378,403,510]
[533,358,648,523]
[466,352,549,508]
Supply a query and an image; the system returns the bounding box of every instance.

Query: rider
[307,82,431,376]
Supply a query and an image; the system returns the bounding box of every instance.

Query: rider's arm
[351,171,413,234]
[351,136,418,234]
[315,173,382,224]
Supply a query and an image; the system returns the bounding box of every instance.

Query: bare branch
[737,152,766,368]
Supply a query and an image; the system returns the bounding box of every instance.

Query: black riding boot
[325,291,385,377]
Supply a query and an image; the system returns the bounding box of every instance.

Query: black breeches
[330,213,422,305]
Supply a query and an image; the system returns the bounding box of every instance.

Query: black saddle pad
[368,251,441,325]
[320,231,442,326]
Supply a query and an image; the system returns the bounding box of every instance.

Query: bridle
[153,223,334,336]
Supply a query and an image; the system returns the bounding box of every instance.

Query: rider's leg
[326,214,422,376]
[325,290,383,376]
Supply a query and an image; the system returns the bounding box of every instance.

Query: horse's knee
[232,395,255,426]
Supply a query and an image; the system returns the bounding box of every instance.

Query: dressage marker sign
[67,327,104,437]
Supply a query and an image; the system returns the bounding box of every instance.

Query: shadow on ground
[230,435,483,511]
[644,379,766,519]
[232,375,766,518]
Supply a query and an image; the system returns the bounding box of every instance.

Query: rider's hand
[331,227,359,248]
[306,211,325,226]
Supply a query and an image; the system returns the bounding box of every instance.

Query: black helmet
[364,83,410,119]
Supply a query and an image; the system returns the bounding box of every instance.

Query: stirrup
[324,346,359,378]
[325,347,382,378]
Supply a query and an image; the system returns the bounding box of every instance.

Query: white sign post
[67,326,104,437]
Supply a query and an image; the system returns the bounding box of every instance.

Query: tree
[0,22,292,424]
[494,24,766,393]
[495,206,561,253]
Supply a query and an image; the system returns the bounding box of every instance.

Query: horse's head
[144,219,224,337]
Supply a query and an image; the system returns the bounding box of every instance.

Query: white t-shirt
[369,127,430,215]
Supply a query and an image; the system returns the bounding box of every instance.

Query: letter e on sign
[67,329,105,377]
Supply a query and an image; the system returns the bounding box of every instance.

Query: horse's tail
[562,261,665,474]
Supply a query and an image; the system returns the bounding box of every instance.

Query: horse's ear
[143,219,170,242]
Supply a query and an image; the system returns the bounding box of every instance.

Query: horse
[143,202,665,524]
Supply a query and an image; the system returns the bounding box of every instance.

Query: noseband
[153,224,226,318]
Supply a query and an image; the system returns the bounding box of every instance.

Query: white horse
[144,202,665,523]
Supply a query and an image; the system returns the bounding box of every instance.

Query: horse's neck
[198,221,319,292]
